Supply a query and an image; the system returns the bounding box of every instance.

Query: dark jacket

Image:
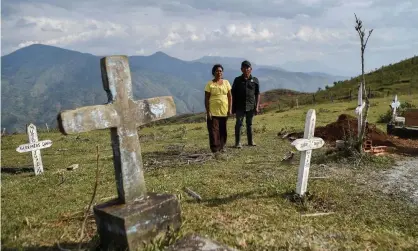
[231,74,260,113]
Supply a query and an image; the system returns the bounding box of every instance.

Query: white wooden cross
[16,123,53,175]
[291,109,324,196]
[355,82,365,137]
[391,95,401,121]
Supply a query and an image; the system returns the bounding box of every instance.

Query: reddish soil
[290,114,418,155]
[313,114,395,146]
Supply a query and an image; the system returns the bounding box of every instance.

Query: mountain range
[1,44,348,132]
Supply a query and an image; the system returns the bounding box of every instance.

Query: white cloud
[293,26,351,43]
[1,0,417,76]
[223,24,274,41]
[135,48,145,55]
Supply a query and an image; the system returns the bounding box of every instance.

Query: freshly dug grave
[289,114,395,146]
[287,114,418,155]
[316,114,395,146]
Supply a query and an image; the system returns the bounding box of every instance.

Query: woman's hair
[211,64,224,76]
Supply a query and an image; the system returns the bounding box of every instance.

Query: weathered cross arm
[58,105,119,135]
[132,96,176,126]
[57,96,176,135]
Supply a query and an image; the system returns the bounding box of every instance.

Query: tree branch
[364,29,374,48]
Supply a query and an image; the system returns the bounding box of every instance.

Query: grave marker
[15,123,53,175]
[291,109,324,196]
[404,109,418,127]
[57,55,180,250]
[355,82,365,137]
[391,95,401,122]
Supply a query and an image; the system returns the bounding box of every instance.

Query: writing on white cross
[291,109,324,196]
[391,95,401,122]
[57,55,176,204]
[355,82,365,138]
[15,123,53,175]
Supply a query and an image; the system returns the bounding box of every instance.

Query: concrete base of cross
[166,233,239,251]
[93,193,182,250]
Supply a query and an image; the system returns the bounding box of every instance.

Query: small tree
[354,13,373,153]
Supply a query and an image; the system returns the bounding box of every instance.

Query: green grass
[2,94,418,250]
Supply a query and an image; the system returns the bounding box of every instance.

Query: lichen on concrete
[166,233,239,251]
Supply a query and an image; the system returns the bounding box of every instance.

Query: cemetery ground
[2,94,418,251]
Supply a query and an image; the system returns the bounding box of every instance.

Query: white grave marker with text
[16,124,52,175]
[391,95,401,122]
[291,109,324,196]
[355,82,365,137]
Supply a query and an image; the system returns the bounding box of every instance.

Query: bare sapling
[354,13,373,153]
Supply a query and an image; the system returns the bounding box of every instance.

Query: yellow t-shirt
[204,79,231,117]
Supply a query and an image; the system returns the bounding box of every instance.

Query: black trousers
[207,116,228,153]
[235,110,254,145]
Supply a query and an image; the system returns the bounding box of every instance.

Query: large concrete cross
[57,56,176,204]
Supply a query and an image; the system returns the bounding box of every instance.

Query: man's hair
[241,60,251,68]
[212,64,224,76]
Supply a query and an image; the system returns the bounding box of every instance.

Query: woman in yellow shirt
[204,64,232,153]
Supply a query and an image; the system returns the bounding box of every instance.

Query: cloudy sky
[1,0,417,76]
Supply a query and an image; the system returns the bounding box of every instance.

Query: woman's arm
[227,90,232,115]
[205,91,211,119]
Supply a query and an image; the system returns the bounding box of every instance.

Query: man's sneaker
[248,142,257,146]
[234,143,242,149]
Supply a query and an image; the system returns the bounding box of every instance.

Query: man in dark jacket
[231,60,260,148]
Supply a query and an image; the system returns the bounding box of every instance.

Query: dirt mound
[291,114,396,147]
[316,114,395,146]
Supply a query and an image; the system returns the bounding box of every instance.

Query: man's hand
[206,112,212,120]
[255,106,260,115]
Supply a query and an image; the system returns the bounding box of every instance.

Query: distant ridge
[2,44,350,132]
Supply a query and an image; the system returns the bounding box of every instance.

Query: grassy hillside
[2,93,417,250]
[321,55,418,98]
[259,56,418,111]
